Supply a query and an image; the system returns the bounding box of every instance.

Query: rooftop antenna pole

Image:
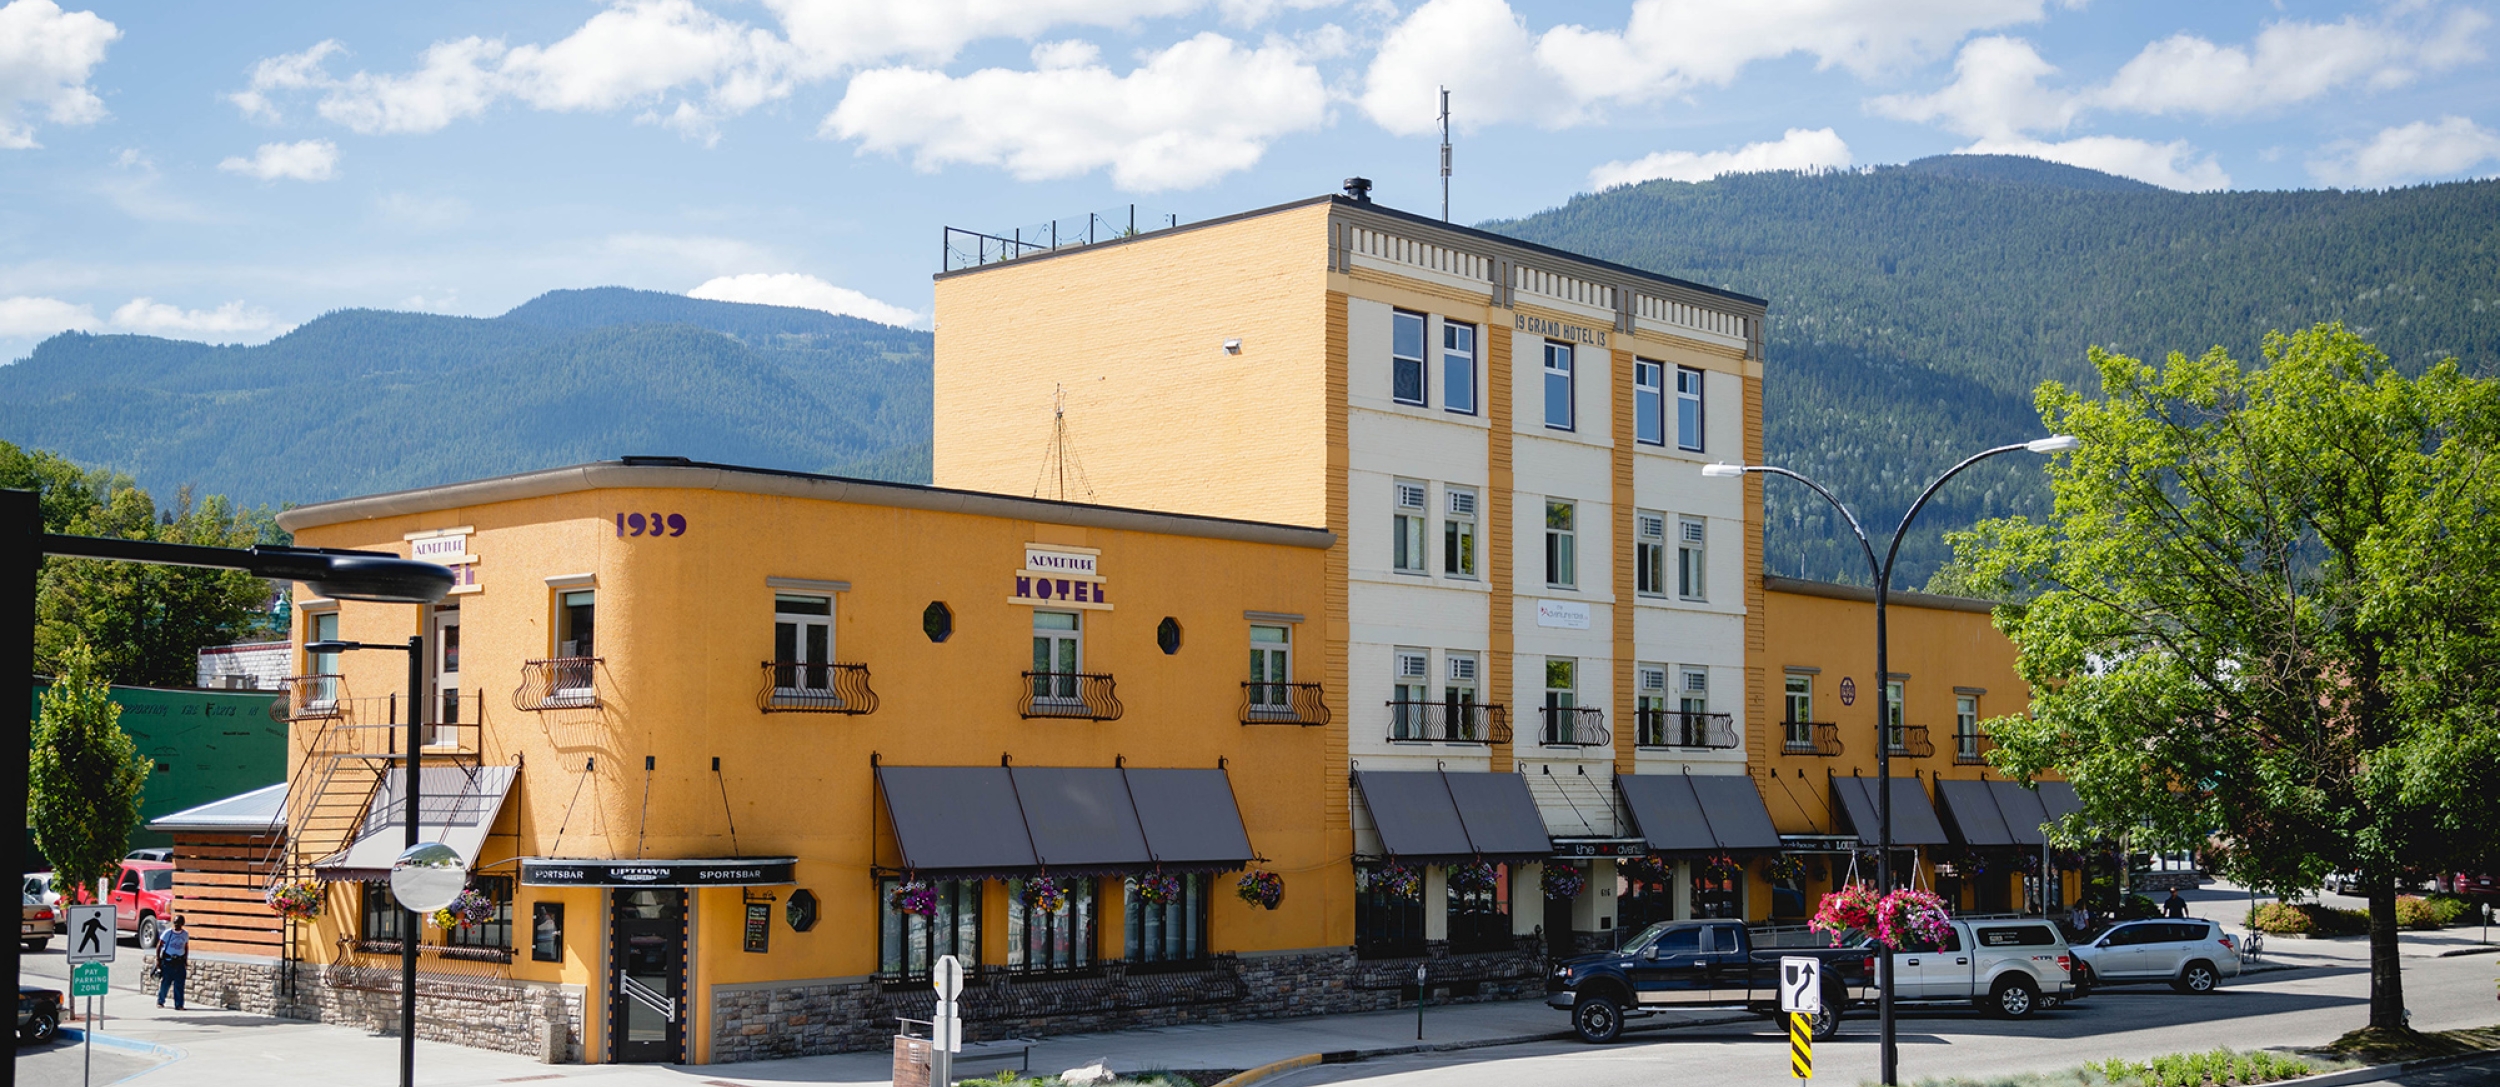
[1439,86,1452,222]
[1055,385,1067,502]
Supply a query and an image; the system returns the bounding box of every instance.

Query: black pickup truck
[1547,920,1873,1043]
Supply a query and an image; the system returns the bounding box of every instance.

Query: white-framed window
[773,593,835,693]
[1885,679,1906,751]
[1635,511,1666,596]
[1676,516,1706,600]
[1032,610,1082,702]
[1248,625,1291,710]
[1393,479,1428,574]
[1445,653,1481,740]
[1542,657,1577,745]
[1391,647,1431,739]
[1634,360,1665,446]
[306,610,341,709]
[1676,366,1705,452]
[1679,668,1709,714]
[1956,694,1980,758]
[1443,321,1477,415]
[1635,663,1669,746]
[555,590,596,698]
[1545,499,1576,589]
[1784,674,1814,747]
[1443,487,1477,578]
[1392,309,1427,406]
[1543,341,1574,430]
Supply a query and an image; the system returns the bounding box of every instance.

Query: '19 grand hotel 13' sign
[1012,545,1110,610]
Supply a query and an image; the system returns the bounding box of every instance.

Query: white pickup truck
[1876,917,2079,1019]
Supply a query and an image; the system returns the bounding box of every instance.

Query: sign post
[1414,963,1427,1040]
[69,901,116,1087]
[932,954,965,1086]
[1780,956,1821,1081]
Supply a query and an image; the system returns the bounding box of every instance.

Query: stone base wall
[171,955,585,1063]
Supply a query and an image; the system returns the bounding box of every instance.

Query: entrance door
[610,889,687,1064]
[1543,893,1575,958]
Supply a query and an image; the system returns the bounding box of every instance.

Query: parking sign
[1779,956,1821,1015]
[65,904,116,964]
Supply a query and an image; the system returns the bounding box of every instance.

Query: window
[1123,873,1208,965]
[1545,500,1576,589]
[1393,480,1428,573]
[1675,366,1705,451]
[1443,322,1477,414]
[1391,648,1430,740]
[362,882,405,945]
[1392,310,1427,405]
[1784,675,1814,748]
[1443,488,1477,578]
[1444,653,1482,741]
[308,611,340,708]
[1885,679,1906,751]
[1635,511,1666,596]
[531,902,564,962]
[879,879,980,978]
[1543,341,1574,430]
[1678,669,1710,747]
[443,875,513,952]
[1634,360,1665,446]
[1008,877,1095,973]
[1636,664,1669,746]
[554,590,596,698]
[1248,625,1291,709]
[433,606,462,733]
[1676,517,1706,600]
[1032,611,1082,702]
[773,594,835,694]
[1354,868,1426,959]
[1543,657,1576,745]
[1956,695,1980,759]
[1446,863,1511,954]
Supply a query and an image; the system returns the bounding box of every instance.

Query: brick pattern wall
[170,954,585,1063]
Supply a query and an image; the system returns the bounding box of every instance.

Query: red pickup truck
[70,861,176,948]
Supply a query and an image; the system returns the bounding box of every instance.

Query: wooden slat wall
[172,832,285,955]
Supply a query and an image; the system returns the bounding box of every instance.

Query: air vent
[1448,657,1477,682]
[1680,518,1706,544]
[1447,490,1476,517]
[1684,670,1708,693]
[1638,513,1664,539]
[1640,667,1666,691]
[1396,652,1429,679]
[1395,482,1426,510]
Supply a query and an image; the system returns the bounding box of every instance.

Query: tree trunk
[2366,875,2406,1031]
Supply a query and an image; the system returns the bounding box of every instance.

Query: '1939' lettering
[616,513,688,538]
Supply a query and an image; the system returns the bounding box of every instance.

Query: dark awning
[1620,773,1783,854]
[1935,779,2015,847]
[2037,780,2083,825]
[1829,776,1950,847]
[1013,767,1152,874]
[1353,770,1549,862]
[878,766,1038,877]
[1687,774,1783,852]
[1990,781,2052,847]
[877,764,1254,879]
[1123,768,1255,870]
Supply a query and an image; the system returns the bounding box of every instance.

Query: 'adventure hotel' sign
[1012,544,1111,610]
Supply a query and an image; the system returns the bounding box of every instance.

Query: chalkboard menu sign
[743,902,771,953]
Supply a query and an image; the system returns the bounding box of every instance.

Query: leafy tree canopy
[31,639,152,896]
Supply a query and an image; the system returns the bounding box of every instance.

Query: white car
[2071,918,2242,994]
[1878,918,2079,1018]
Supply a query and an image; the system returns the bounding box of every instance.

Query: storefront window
[443,876,513,951]
[1617,863,1675,936]
[1445,864,1512,954]
[1007,878,1096,974]
[361,882,404,944]
[879,879,980,979]
[1692,868,1742,919]
[1122,874,1207,965]
[1354,868,1425,959]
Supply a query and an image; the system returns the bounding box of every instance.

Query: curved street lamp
[1703,434,2078,1086]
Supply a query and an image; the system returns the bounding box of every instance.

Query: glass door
[609,889,686,1063]
[430,607,460,745]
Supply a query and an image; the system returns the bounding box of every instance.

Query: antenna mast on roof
[1032,383,1096,503]
[1439,86,1453,222]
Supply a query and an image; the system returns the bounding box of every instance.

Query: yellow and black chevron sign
[1789,1012,1812,1079]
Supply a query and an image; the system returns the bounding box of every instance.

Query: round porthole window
[922,602,954,643]
[784,888,819,932]
[1157,617,1182,655]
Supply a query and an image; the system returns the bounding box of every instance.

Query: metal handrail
[1383,700,1511,744]
[758,661,880,715]
[513,657,601,711]
[1782,721,1844,757]
[272,674,347,722]
[1239,681,1329,726]
[1019,671,1123,721]
[1537,706,1610,747]
[1634,709,1736,750]
[1952,731,1994,765]
[1885,724,1936,759]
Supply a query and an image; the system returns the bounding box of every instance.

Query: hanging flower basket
[1236,869,1283,910]
[266,880,323,920]
[1447,861,1500,896]
[1873,888,1953,952]
[1135,872,1183,905]
[428,887,496,929]
[1360,864,1422,901]
[1617,855,1671,886]
[1698,853,1745,883]
[1542,863,1586,900]
[1764,855,1808,883]
[1020,876,1069,914]
[891,880,938,918]
[2015,852,2043,876]
[1811,881,1880,944]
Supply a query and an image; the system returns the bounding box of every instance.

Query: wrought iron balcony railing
[1020,671,1124,721]
[513,657,602,711]
[1634,709,1738,750]
[1952,731,1994,765]
[758,661,881,715]
[1537,706,1610,747]
[1781,721,1844,757]
[1384,700,1510,745]
[1240,681,1330,726]
[272,674,347,722]
[1885,724,1936,759]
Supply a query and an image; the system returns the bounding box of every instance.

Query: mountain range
[6,155,2495,585]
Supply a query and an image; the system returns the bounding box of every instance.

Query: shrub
[2425,893,2477,926]
[2245,901,2369,936]
[2395,896,2440,929]
[2248,901,2311,934]
[2116,893,2160,921]
[2088,1048,2322,1086]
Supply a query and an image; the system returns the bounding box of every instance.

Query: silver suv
[1884,918,2078,1018]
[2071,918,2241,994]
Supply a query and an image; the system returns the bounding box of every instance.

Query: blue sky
[3,0,2495,360]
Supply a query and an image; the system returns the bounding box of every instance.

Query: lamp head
[1700,463,1749,478]
[2025,435,2082,454]
[303,640,356,654]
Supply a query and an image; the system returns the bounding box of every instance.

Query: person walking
[2163,890,2189,919]
[2069,902,2093,937]
[155,916,190,1010]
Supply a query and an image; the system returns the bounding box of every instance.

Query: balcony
[1780,721,1844,757]
[513,657,602,711]
[1019,671,1124,721]
[1885,724,1936,759]
[271,675,347,722]
[1537,706,1610,748]
[758,661,880,715]
[1384,701,1510,745]
[1634,710,1737,750]
[1239,681,1330,726]
[1952,731,1995,765]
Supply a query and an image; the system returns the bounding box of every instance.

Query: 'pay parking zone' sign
[1780,956,1819,1080]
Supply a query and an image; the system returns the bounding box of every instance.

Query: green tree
[31,640,153,898]
[1950,323,2500,1033]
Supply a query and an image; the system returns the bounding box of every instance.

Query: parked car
[2438,872,2496,898]
[1872,918,2079,1018]
[20,893,54,952]
[21,874,62,934]
[97,861,174,948]
[1548,920,1875,1043]
[17,984,62,1044]
[124,848,172,863]
[2070,918,2241,994]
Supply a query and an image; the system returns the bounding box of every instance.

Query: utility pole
[1438,87,1453,222]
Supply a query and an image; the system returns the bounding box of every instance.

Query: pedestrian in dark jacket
[2163,890,2189,918]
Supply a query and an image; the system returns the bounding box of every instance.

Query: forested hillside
[0,288,931,506]
[1486,155,2500,583]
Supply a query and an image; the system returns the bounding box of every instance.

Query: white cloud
[316,36,507,134]
[688,272,920,326]
[762,0,1202,76]
[1590,128,1853,189]
[218,139,340,182]
[1962,135,2229,191]
[2309,116,2500,188]
[0,294,96,337]
[229,39,343,123]
[1359,0,1561,133]
[1869,36,2075,140]
[109,297,283,338]
[2094,9,2486,118]
[0,0,120,149]
[825,32,1325,191]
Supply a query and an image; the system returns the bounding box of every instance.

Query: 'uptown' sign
[520,857,797,887]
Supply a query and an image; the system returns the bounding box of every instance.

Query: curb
[56,1028,182,1060]
[2435,946,2496,958]
[1209,1053,1321,1087]
[2275,1048,2500,1087]
[1211,1010,1764,1084]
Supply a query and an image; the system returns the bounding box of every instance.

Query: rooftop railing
[943,205,1182,271]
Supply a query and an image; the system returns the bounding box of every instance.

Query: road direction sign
[1779,956,1821,1014]
[933,954,965,1001]
[65,905,116,964]
[72,961,109,997]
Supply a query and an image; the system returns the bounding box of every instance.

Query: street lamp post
[303,637,427,1087]
[3,487,451,1087]
[1704,434,2077,1086]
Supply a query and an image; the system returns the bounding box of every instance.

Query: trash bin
[893,1033,933,1087]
